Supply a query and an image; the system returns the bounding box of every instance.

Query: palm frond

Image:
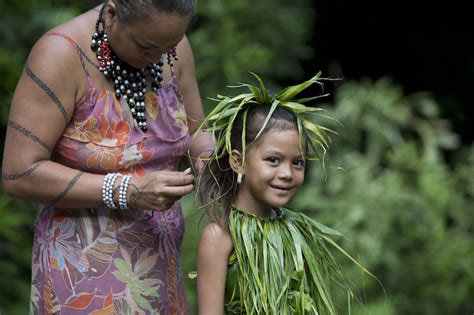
[195,71,334,163]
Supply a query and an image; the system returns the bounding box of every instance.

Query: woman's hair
[197,104,303,230]
[110,0,197,24]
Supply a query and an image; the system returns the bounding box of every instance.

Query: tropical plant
[188,0,316,111]
[293,77,474,314]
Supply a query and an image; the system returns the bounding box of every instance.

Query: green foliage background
[0,0,472,314]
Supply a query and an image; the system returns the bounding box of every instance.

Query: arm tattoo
[24,64,68,123]
[48,171,84,206]
[128,183,143,210]
[8,120,52,152]
[2,161,47,181]
[128,180,154,210]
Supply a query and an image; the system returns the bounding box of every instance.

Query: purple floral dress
[30,33,190,314]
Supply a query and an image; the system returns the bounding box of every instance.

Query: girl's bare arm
[197,222,233,314]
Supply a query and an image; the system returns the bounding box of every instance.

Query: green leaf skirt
[225,206,359,315]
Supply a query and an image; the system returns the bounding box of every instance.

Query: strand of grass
[240,108,249,165]
[295,93,330,104]
[224,99,248,154]
[255,99,280,139]
[276,71,323,102]
[249,72,270,103]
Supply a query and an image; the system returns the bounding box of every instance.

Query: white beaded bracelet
[102,173,121,209]
[118,175,132,210]
[108,173,121,209]
[102,173,113,208]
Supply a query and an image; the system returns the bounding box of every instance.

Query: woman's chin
[130,61,148,69]
[120,58,147,70]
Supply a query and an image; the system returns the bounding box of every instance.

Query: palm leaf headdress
[195,71,335,163]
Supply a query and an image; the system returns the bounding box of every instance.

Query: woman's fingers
[154,169,194,187]
[162,183,194,197]
[127,169,195,210]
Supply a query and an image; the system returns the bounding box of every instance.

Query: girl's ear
[229,150,244,174]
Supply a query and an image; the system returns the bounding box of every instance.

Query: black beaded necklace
[91,5,173,132]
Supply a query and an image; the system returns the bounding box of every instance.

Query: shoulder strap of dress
[46,32,95,90]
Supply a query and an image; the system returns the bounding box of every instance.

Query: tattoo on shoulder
[1,161,47,181]
[8,120,52,153]
[67,43,100,71]
[24,64,69,123]
[48,171,84,206]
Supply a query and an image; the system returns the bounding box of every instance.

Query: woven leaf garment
[225,206,354,315]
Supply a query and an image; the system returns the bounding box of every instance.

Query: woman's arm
[197,222,233,315]
[1,34,103,207]
[176,36,214,171]
[2,35,193,210]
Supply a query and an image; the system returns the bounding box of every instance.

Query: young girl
[195,73,369,314]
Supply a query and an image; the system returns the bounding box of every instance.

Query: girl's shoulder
[199,222,234,256]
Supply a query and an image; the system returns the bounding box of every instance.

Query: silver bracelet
[102,173,113,208]
[102,173,121,209]
[118,175,132,210]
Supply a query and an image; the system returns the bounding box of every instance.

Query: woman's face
[105,5,190,68]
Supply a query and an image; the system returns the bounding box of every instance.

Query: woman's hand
[126,168,194,211]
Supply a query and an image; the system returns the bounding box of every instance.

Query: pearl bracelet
[102,173,121,209]
[118,175,132,210]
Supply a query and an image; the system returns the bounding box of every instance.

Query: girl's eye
[293,159,305,168]
[267,157,280,164]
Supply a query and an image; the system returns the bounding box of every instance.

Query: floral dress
[30,33,190,314]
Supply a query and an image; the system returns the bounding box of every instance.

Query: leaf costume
[224,206,364,314]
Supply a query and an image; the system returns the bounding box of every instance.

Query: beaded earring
[167,46,178,68]
[237,173,243,184]
[90,4,168,132]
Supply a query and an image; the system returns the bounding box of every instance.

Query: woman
[2,0,212,313]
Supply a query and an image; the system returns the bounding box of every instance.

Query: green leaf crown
[196,71,335,164]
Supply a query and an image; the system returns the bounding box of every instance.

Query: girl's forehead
[251,129,305,153]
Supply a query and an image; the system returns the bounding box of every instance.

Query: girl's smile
[270,184,296,194]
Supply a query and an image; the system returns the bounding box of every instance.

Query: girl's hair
[197,104,304,230]
[110,0,197,24]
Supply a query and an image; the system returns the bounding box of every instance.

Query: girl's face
[106,8,190,68]
[235,129,306,215]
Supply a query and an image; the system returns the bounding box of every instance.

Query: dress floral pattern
[30,33,190,314]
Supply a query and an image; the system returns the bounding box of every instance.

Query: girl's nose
[278,164,293,180]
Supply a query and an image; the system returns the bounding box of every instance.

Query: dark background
[308,1,473,144]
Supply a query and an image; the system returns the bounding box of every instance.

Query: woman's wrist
[118,175,132,210]
[102,173,134,210]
